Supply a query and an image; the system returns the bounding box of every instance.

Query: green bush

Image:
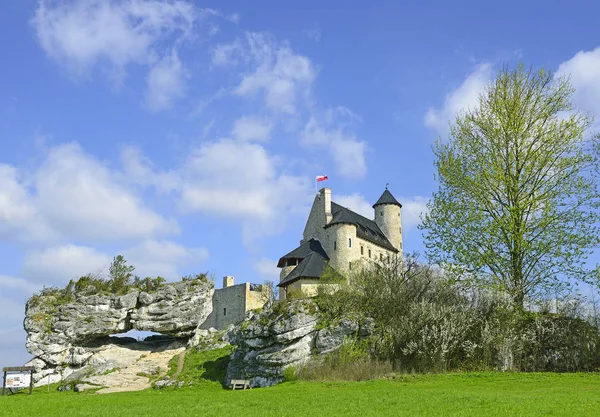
[315,253,600,373]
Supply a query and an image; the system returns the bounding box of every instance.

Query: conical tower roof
[373,188,402,208]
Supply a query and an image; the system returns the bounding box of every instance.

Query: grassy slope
[2,372,600,416]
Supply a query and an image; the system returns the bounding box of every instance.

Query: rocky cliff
[226,299,373,387]
[24,278,214,383]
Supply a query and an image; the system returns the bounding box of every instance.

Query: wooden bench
[230,379,251,390]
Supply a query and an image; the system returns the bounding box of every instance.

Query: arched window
[348,238,352,248]
[360,246,364,255]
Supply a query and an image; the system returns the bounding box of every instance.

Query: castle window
[334,241,337,250]
[223,308,227,316]
[349,262,352,270]
[368,249,371,258]
[348,238,352,248]
[399,226,402,234]
[380,253,383,261]
[360,246,364,255]
[400,242,403,249]
[380,211,383,217]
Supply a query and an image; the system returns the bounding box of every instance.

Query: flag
[316,175,328,182]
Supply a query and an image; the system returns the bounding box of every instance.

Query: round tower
[328,223,357,274]
[373,188,403,255]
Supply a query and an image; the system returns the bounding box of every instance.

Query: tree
[420,65,600,307]
[108,255,135,294]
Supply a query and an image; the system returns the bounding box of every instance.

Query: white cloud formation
[556,47,600,120]
[213,33,315,114]
[123,239,208,280]
[335,193,373,219]
[0,165,48,241]
[33,0,197,78]
[179,139,309,220]
[211,39,243,66]
[425,63,493,136]
[34,143,177,241]
[400,196,429,229]
[0,275,41,296]
[251,257,280,280]
[232,116,272,142]
[301,108,367,179]
[177,138,311,244]
[22,244,112,285]
[33,0,222,110]
[304,28,322,42]
[145,50,186,111]
[120,146,179,192]
[0,143,177,245]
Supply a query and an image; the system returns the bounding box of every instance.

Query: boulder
[24,278,213,383]
[226,300,372,387]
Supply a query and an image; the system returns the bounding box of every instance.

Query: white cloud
[145,50,186,111]
[335,193,373,219]
[556,47,600,120]
[222,33,315,114]
[301,108,367,179]
[34,143,177,241]
[33,0,197,78]
[0,275,40,296]
[211,39,243,66]
[425,63,493,136]
[120,146,179,192]
[0,165,48,241]
[232,116,272,142]
[252,257,280,280]
[304,28,322,42]
[22,244,112,285]
[178,139,311,243]
[123,239,208,280]
[0,143,177,244]
[400,196,429,229]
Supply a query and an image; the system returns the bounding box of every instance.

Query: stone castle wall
[202,282,267,330]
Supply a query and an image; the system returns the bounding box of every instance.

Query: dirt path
[173,351,186,377]
[83,344,185,394]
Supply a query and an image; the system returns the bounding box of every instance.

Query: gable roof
[326,202,398,252]
[373,189,402,208]
[278,251,329,287]
[277,238,329,267]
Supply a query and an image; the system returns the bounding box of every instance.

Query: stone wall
[202,282,267,330]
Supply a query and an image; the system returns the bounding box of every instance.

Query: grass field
[2,372,600,416]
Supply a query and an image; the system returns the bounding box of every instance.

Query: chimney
[321,188,332,224]
[223,276,234,288]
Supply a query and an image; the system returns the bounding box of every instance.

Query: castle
[277,187,403,299]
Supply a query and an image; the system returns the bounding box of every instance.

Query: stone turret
[373,188,403,255]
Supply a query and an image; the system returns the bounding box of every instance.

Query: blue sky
[2,0,600,366]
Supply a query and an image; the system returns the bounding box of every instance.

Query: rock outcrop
[226,299,373,387]
[24,278,214,383]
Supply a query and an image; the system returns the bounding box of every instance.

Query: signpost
[2,367,35,395]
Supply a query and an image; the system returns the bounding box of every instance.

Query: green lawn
[2,372,600,416]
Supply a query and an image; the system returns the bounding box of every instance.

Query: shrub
[315,253,600,373]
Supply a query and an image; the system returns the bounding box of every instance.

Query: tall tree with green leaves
[108,255,135,294]
[420,65,600,307]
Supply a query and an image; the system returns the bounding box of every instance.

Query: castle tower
[373,187,403,255]
[328,223,357,273]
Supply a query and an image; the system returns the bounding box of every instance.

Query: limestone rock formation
[226,299,373,387]
[24,278,213,383]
